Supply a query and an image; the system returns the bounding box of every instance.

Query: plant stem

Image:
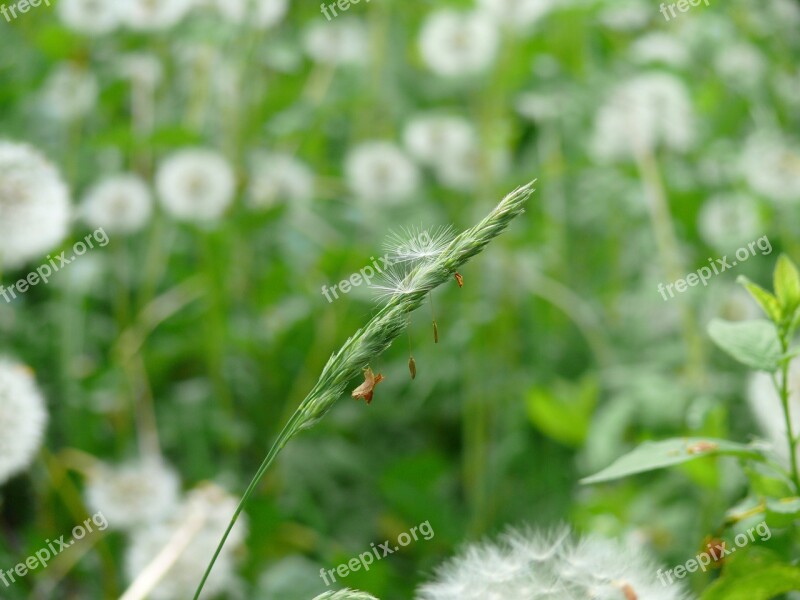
[778,336,800,491]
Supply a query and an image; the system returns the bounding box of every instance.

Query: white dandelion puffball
[748,360,800,468]
[120,0,193,30]
[58,0,120,35]
[435,147,508,192]
[213,0,288,28]
[419,10,499,77]
[630,32,690,68]
[80,174,153,235]
[247,152,315,210]
[0,141,71,270]
[303,20,368,66]
[477,0,554,29]
[599,2,650,31]
[740,132,800,205]
[85,459,180,530]
[714,42,765,89]
[696,194,762,251]
[403,114,478,167]
[345,142,420,203]
[118,52,164,89]
[415,527,689,600]
[0,359,48,485]
[125,483,247,600]
[39,63,99,122]
[590,73,695,162]
[156,148,236,222]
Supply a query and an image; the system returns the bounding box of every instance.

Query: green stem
[778,336,800,491]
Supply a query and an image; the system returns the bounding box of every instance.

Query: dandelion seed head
[303,19,369,66]
[156,148,236,223]
[0,141,71,269]
[403,115,478,167]
[39,63,99,122]
[120,0,193,30]
[345,142,420,204]
[80,174,153,235]
[125,483,247,600]
[247,152,315,211]
[85,458,180,530]
[696,194,762,252]
[0,358,48,485]
[370,262,430,303]
[58,0,120,35]
[416,526,689,600]
[739,132,800,205]
[419,10,499,77]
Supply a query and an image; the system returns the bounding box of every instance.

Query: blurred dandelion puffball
[403,115,478,167]
[345,141,420,203]
[740,132,800,205]
[125,484,247,600]
[477,0,554,29]
[590,73,695,162]
[39,63,99,122]
[419,10,499,77]
[696,194,762,252]
[415,527,688,600]
[156,149,236,222]
[0,359,48,485]
[211,0,288,28]
[80,174,153,235]
[120,0,194,30]
[303,19,369,66]
[0,141,71,270]
[58,0,121,35]
[85,459,180,530]
[748,359,800,468]
[247,152,315,210]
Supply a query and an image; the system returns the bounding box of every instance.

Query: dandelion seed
[384,225,456,265]
[370,263,430,303]
[0,359,48,485]
[351,368,384,404]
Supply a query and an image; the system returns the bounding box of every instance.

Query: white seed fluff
[696,194,762,252]
[403,114,478,167]
[58,0,121,35]
[415,527,690,600]
[80,174,153,234]
[156,148,236,222]
[345,141,420,204]
[590,73,695,162]
[0,141,71,270]
[125,483,247,600]
[85,458,180,530]
[303,19,369,66]
[739,132,800,205]
[419,10,499,77]
[39,63,99,122]
[0,359,48,485]
[247,152,315,210]
[119,0,193,31]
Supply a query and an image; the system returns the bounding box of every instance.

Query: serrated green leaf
[581,438,763,484]
[774,254,800,316]
[737,276,782,323]
[707,319,781,372]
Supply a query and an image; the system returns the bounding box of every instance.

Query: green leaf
[701,560,800,599]
[765,497,800,528]
[774,254,800,316]
[707,319,781,372]
[737,276,782,323]
[581,438,763,484]
[525,376,597,447]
